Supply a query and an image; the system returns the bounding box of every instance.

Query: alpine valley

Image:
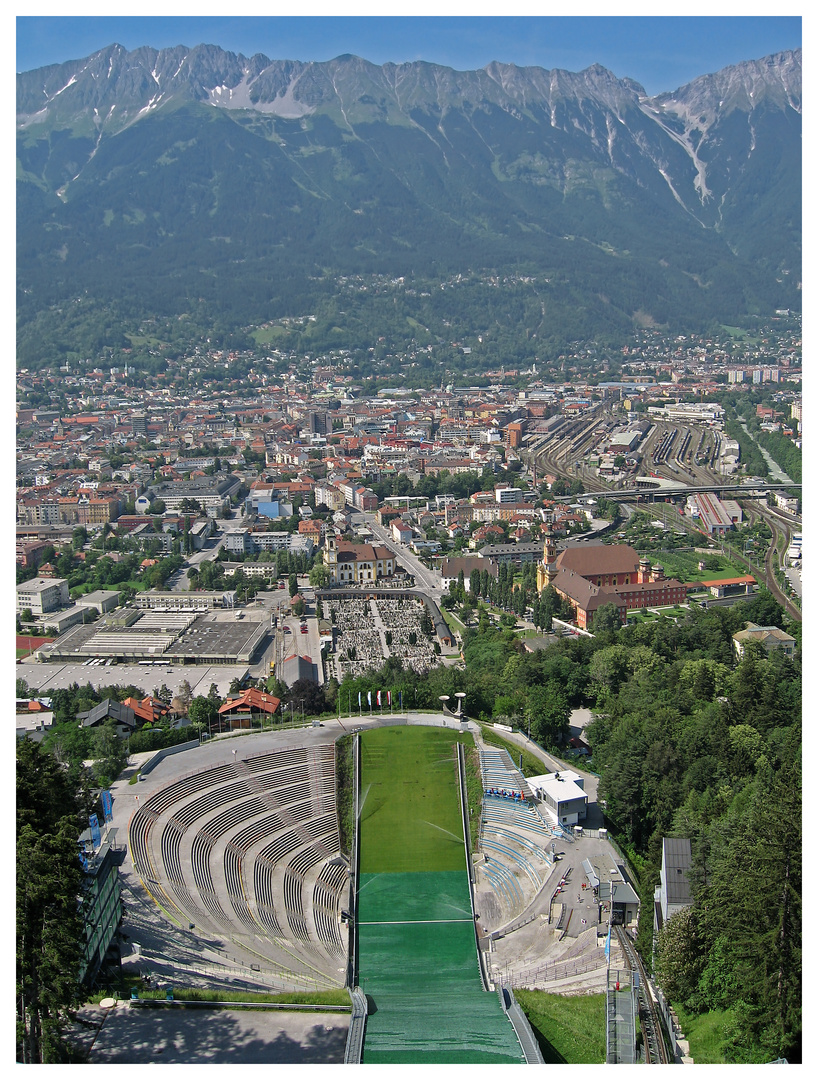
[17,45,801,369]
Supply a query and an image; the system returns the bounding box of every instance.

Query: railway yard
[523,408,801,621]
[525,411,731,491]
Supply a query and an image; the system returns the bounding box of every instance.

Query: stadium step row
[128,743,347,987]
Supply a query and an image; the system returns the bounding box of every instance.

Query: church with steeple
[537,534,688,630]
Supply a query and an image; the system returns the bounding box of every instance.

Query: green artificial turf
[358,871,472,924]
[359,726,467,874]
[357,725,524,1064]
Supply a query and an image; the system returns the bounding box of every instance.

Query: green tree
[654,905,705,1006]
[588,644,630,700]
[696,761,801,1062]
[17,740,88,1063]
[176,680,193,710]
[309,562,329,588]
[90,719,129,787]
[188,695,219,737]
[525,681,570,748]
[592,602,622,634]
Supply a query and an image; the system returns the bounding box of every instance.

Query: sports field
[357,726,524,1064]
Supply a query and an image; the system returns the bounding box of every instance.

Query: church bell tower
[537,526,558,593]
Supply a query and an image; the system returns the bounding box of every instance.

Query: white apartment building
[17,577,70,615]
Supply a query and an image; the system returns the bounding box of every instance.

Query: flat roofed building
[77,835,123,985]
[599,877,640,928]
[77,590,121,614]
[478,541,543,565]
[654,837,693,937]
[134,590,237,611]
[146,474,240,513]
[224,529,254,554]
[528,769,588,826]
[694,492,734,535]
[36,604,86,635]
[17,576,69,614]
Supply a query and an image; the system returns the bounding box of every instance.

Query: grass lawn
[250,325,287,344]
[642,550,746,583]
[515,990,606,1063]
[720,325,762,344]
[674,1004,735,1063]
[91,981,350,1008]
[359,726,468,874]
[440,607,465,635]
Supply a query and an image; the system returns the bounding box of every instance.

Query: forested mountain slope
[17,46,801,352]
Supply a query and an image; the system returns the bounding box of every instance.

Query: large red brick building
[538,540,688,630]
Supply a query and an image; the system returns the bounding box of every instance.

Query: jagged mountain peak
[16,42,800,342]
[653,48,801,118]
[18,44,800,135]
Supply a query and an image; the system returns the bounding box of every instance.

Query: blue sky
[16,11,801,96]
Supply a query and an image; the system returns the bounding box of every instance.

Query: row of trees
[584,596,800,1062]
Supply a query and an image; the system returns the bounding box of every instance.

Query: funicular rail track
[614,927,669,1064]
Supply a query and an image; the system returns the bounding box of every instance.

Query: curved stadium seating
[128,743,348,987]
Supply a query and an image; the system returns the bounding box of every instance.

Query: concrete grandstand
[107,718,624,1063]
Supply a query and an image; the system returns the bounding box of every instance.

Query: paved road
[353,512,444,597]
[169,508,244,592]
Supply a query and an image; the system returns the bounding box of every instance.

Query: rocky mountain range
[17,45,801,355]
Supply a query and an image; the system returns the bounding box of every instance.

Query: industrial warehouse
[37,605,269,667]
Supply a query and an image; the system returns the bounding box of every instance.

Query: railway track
[614,927,669,1064]
[739,504,800,622]
[527,412,748,497]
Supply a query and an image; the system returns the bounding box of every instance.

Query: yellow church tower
[537,526,558,593]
